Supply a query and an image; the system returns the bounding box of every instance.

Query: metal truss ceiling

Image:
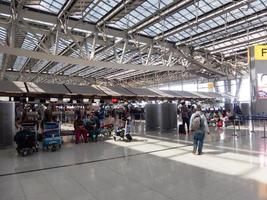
[0,0,266,87]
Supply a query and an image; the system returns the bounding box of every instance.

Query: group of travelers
[74,111,101,143]
[16,101,239,156]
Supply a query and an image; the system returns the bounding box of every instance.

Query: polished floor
[1,123,267,200]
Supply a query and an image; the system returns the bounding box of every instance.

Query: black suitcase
[125,133,132,142]
[179,124,186,134]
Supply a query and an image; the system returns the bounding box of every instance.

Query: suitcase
[125,133,132,142]
[179,124,186,134]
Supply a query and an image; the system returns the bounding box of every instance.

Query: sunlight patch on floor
[107,136,267,184]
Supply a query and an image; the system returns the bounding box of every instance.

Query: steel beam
[4,70,93,85]
[211,34,267,54]
[197,25,267,49]
[175,47,226,76]
[155,0,255,41]
[176,7,267,46]
[128,0,193,34]
[0,3,174,48]
[0,45,184,71]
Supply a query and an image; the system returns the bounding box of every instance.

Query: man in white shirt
[189,105,209,155]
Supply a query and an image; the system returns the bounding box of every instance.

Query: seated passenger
[74,115,88,144]
[84,113,99,142]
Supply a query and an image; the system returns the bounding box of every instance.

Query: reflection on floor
[1,123,267,200]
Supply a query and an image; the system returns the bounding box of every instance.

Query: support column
[249,45,267,115]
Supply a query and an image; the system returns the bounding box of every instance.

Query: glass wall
[149,77,251,102]
[239,78,250,102]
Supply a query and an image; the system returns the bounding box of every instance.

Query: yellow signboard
[207,82,214,89]
[254,45,267,60]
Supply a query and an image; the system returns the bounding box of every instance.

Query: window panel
[84,0,121,22]
[26,0,67,14]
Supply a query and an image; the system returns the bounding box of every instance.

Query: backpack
[191,114,202,131]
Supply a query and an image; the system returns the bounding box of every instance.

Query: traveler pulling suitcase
[179,124,186,134]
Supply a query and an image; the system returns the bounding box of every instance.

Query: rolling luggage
[179,124,186,134]
[125,133,132,142]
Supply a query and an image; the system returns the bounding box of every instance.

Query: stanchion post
[251,116,255,133]
[262,118,267,139]
[233,119,237,136]
[238,117,241,131]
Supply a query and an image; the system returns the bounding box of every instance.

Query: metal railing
[233,115,267,138]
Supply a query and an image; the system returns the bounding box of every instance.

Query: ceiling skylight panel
[146,5,198,34]
[127,14,141,25]
[131,10,147,21]
[80,68,102,77]
[0,27,6,42]
[176,33,187,40]
[140,28,158,36]
[222,12,236,22]
[187,3,204,15]
[0,54,3,69]
[13,32,42,71]
[26,0,67,14]
[133,6,152,18]
[171,13,188,24]
[21,33,41,50]
[115,0,171,29]
[167,35,179,42]
[31,60,50,72]
[206,0,222,8]
[49,63,64,73]
[165,15,182,27]
[179,7,195,20]
[49,38,72,54]
[64,65,85,75]
[84,0,120,22]
[229,8,246,19]
[147,0,173,8]
[250,0,267,10]
[197,22,212,31]
[205,20,219,28]
[13,56,28,71]
[90,9,103,19]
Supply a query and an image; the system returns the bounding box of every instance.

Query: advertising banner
[257,73,267,99]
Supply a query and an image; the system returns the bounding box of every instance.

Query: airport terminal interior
[1,0,267,200]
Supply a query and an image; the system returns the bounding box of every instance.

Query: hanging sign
[207,82,214,90]
[254,45,267,60]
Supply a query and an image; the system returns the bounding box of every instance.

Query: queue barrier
[232,115,267,138]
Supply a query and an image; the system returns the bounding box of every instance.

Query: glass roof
[112,0,173,29]
[0,26,6,42]
[142,0,232,37]
[25,0,67,14]
[13,32,42,71]
[49,62,65,74]
[193,15,267,47]
[49,38,72,54]
[0,53,3,69]
[207,30,267,52]
[174,0,267,44]
[31,60,50,72]
[83,0,121,23]
[64,65,85,76]
[0,0,266,82]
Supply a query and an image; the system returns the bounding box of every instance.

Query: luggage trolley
[14,122,39,156]
[42,122,62,152]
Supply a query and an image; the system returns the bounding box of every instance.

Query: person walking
[189,105,209,155]
[181,102,190,134]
